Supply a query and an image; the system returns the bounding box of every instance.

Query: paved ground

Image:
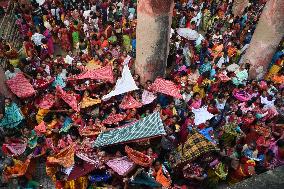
[226,166,284,189]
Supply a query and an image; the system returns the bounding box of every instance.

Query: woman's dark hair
[236,108,243,117]
[24,36,30,41]
[276,139,284,148]
[41,38,47,44]
[37,136,45,144]
[266,149,275,158]
[192,92,200,99]
[43,112,54,123]
[55,171,65,180]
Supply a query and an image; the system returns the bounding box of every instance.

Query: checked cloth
[94,112,166,147]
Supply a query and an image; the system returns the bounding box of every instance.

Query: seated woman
[188,92,202,110]
[151,160,172,188]
[32,72,54,90]
[0,98,24,130]
[269,139,284,167]
[228,158,256,185]
[181,162,207,188]
[232,64,249,86]
[3,157,31,182]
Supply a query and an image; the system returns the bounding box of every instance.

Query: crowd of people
[0,0,284,188]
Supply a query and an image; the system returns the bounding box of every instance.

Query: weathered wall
[241,0,284,79]
[135,0,174,84]
[232,0,249,17]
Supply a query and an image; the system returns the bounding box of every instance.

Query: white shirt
[215,99,226,110]
[5,68,22,80]
[64,19,70,27]
[217,56,229,68]
[260,96,275,108]
[182,92,193,103]
[44,65,51,75]
[31,33,45,46]
[64,55,74,65]
[83,10,91,19]
[59,69,68,80]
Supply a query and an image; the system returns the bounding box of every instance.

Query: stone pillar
[241,0,284,79]
[232,0,249,17]
[0,66,13,99]
[135,0,174,84]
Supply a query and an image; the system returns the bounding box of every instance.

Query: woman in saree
[182,162,207,188]
[3,156,32,182]
[43,26,54,57]
[0,98,24,130]
[71,21,80,50]
[3,43,20,67]
[187,65,200,85]
[202,8,211,31]
[266,55,284,80]
[272,70,284,84]
[269,139,284,167]
[220,116,243,147]
[59,26,71,52]
[152,160,172,188]
[23,36,35,58]
[122,30,131,52]
[232,64,249,86]
[228,158,256,185]
[199,57,212,75]
[211,41,224,62]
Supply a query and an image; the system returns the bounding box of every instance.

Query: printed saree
[119,94,142,109]
[76,139,100,165]
[2,139,27,156]
[106,156,135,176]
[0,103,24,129]
[80,96,101,109]
[3,159,30,181]
[125,146,152,167]
[176,130,217,165]
[102,113,126,125]
[47,144,76,168]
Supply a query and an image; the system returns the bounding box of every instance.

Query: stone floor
[226,166,284,189]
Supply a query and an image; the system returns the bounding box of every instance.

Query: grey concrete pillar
[135,0,174,84]
[0,66,13,99]
[232,0,249,17]
[241,0,284,79]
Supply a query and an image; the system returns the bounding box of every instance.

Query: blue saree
[0,103,24,129]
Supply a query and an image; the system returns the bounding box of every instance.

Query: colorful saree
[37,93,55,109]
[2,139,27,156]
[64,176,88,189]
[76,139,100,165]
[59,117,73,133]
[125,146,152,167]
[0,103,24,129]
[34,121,47,136]
[47,144,76,168]
[3,159,30,181]
[56,86,79,112]
[80,96,101,109]
[176,130,217,165]
[119,94,142,109]
[106,156,135,176]
[232,70,248,86]
[6,73,36,98]
[102,113,126,125]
